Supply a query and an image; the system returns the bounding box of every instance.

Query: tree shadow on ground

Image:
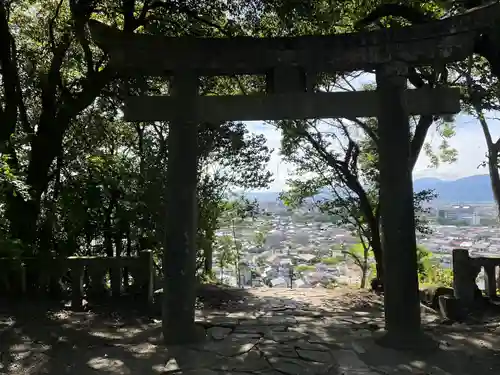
[1,287,499,375]
[306,289,500,375]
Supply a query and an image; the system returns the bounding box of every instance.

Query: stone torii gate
[90,3,500,347]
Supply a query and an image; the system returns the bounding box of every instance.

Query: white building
[472,212,481,226]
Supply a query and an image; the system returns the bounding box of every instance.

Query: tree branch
[342,250,363,269]
[49,0,65,52]
[356,4,436,30]
[409,115,434,170]
[292,122,379,239]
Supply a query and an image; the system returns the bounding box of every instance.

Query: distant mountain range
[413,175,494,203]
[246,175,496,204]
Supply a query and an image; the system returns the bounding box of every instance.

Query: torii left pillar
[162,70,200,344]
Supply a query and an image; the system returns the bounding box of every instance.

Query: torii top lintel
[89,3,500,76]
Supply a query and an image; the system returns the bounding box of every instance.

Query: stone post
[48,259,65,299]
[71,260,84,309]
[452,249,475,305]
[19,262,26,294]
[88,261,107,299]
[140,250,154,306]
[497,266,500,291]
[376,61,424,348]
[483,263,497,299]
[110,262,122,298]
[162,70,200,344]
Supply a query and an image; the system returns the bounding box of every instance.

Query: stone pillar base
[375,330,438,352]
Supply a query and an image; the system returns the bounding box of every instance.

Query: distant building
[472,212,481,226]
[295,253,317,264]
[437,205,481,225]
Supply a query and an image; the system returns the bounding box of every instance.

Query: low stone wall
[0,250,154,308]
[453,248,500,306]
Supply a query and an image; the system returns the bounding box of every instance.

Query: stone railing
[0,250,154,308]
[453,248,500,306]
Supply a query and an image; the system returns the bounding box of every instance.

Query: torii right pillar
[376,61,435,349]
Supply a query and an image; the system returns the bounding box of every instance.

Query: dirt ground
[0,287,499,375]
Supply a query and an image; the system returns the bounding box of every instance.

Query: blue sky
[245,114,500,192]
[242,72,500,192]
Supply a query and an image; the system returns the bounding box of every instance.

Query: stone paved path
[170,288,499,375]
[129,287,384,375]
[1,287,499,375]
[203,289,381,375]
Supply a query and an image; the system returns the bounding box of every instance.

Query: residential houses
[214,210,500,290]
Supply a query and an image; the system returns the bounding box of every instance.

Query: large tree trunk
[372,215,384,285]
[487,150,500,221]
[123,225,132,292]
[104,197,116,257]
[4,17,113,247]
[0,2,19,146]
[473,104,500,222]
[6,76,113,248]
[204,246,213,274]
[7,113,67,249]
[360,266,367,289]
[0,3,31,248]
[480,119,500,222]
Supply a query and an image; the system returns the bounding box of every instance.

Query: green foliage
[414,190,438,234]
[343,243,372,288]
[278,113,439,275]
[0,0,498,299]
[416,245,453,287]
[221,195,261,222]
[295,264,316,272]
[273,1,500,286]
[0,0,278,283]
[216,235,237,268]
[420,264,454,288]
[422,121,459,168]
[253,230,267,248]
[218,195,261,285]
[197,269,218,284]
[321,256,342,265]
[416,245,433,280]
[0,156,29,200]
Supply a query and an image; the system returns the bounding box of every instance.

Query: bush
[416,245,453,288]
[424,265,453,287]
[416,245,433,280]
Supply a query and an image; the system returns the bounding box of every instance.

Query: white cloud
[245,113,500,191]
